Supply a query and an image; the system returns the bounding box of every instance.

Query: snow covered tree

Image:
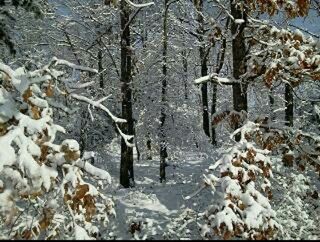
[0,57,137,239]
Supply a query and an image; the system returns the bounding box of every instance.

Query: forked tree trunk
[120,0,134,188]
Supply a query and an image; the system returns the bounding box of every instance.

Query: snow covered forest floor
[89,138,320,240]
[94,139,217,240]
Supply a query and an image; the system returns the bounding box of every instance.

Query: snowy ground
[92,139,220,240]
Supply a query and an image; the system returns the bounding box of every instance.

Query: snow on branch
[66,80,95,90]
[201,120,280,240]
[70,93,126,124]
[0,62,15,80]
[124,0,154,8]
[194,73,238,85]
[50,57,98,73]
[116,124,134,148]
[0,60,115,240]
[76,159,111,183]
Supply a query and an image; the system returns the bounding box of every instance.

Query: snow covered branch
[76,159,111,183]
[70,94,126,123]
[50,57,98,73]
[124,0,154,8]
[69,94,135,147]
[201,121,280,240]
[0,60,115,240]
[0,63,15,80]
[194,73,238,85]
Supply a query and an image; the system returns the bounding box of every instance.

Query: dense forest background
[0,0,319,240]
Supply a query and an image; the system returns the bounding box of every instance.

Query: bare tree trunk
[133,120,140,162]
[146,132,152,160]
[120,0,134,188]
[269,88,275,121]
[285,83,294,127]
[182,49,188,100]
[195,0,210,138]
[211,83,217,144]
[211,20,228,145]
[98,48,104,88]
[159,0,169,183]
[231,0,247,141]
[79,109,88,156]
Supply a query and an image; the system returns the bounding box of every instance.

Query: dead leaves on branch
[45,82,54,97]
[212,110,247,129]
[209,120,320,239]
[20,207,55,240]
[64,184,96,222]
[246,0,310,18]
[256,128,320,176]
[211,139,275,239]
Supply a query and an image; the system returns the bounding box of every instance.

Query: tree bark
[285,83,294,127]
[211,82,217,144]
[120,0,134,188]
[159,0,169,183]
[195,0,210,138]
[98,48,104,88]
[269,88,275,121]
[230,0,247,141]
[211,21,228,145]
[182,49,188,100]
[146,132,152,160]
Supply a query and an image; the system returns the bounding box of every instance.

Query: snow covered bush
[200,121,280,240]
[201,114,320,239]
[272,168,320,240]
[0,58,122,239]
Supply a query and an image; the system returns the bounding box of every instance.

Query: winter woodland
[0,0,320,240]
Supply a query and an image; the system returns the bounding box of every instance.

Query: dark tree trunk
[182,49,188,100]
[211,21,228,145]
[211,83,217,144]
[231,0,248,141]
[285,83,294,127]
[146,133,152,160]
[159,0,169,183]
[79,109,88,156]
[133,121,140,162]
[120,0,134,188]
[269,88,275,121]
[98,48,104,88]
[196,0,210,138]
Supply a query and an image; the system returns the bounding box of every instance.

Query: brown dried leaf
[74,184,89,200]
[282,153,294,167]
[0,122,8,137]
[46,82,54,97]
[31,105,41,120]
[22,88,32,102]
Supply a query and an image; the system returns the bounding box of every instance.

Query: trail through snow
[94,142,220,240]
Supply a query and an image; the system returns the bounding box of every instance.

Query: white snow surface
[93,139,219,240]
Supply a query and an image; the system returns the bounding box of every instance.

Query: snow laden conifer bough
[0,58,133,239]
